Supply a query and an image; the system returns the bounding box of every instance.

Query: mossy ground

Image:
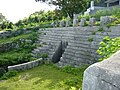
[0,64,87,90]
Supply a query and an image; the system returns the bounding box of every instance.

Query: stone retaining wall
[82,50,120,90]
[35,25,120,67]
[8,58,42,71]
[0,39,33,53]
[0,27,39,39]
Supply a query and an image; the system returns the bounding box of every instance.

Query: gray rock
[82,50,120,90]
[100,16,116,26]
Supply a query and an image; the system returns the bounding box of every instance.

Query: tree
[35,0,103,18]
[36,0,90,18]
[0,13,6,23]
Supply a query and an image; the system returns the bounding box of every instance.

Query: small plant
[88,37,93,42]
[0,70,18,80]
[43,33,46,35]
[98,27,104,32]
[92,31,96,35]
[41,53,48,59]
[42,42,47,45]
[78,14,91,21]
[95,21,100,26]
[65,77,81,89]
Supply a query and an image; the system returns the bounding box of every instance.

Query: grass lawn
[0,64,87,90]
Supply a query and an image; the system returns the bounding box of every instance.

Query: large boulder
[82,50,120,90]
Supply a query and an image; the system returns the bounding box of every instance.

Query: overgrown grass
[0,49,35,67]
[0,64,88,90]
[0,31,38,67]
[0,31,38,44]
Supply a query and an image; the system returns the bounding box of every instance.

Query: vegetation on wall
[97,36,120,61]
[0,31,38,68]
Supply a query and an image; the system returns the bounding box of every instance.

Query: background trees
[35,0,102,18]
[36,0,90,18]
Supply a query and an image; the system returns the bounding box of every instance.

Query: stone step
[62,51,97,61]
[60,55,94,65]
[64,49,98,57]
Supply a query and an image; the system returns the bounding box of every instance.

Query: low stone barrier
[8,58,42,71]
[82,50,120,90]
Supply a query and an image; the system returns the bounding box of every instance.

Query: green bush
[41,53,48,59]
[0,70,18,80]
[61,65,88,75]
[78,14,91,21]
[97,36,120,61]
[0,31,38,67]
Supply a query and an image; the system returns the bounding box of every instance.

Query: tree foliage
[35,0,102,18]
[36,0,90,18]
[15,10,61,29]
[0,13,6,23]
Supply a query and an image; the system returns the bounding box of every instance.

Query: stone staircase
[32,26,120,67]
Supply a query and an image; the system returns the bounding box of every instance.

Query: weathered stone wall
[82,50,120,90]
[8,58,42,71]
[0,27,39,39]
[0,39,33,53]
[0,27,38,53]
[35,25,120,67]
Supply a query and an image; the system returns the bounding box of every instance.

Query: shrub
[61,65,88,75]
[0,70,18,80]
[78,14,91,21]
[41,53,48,59]
[97,36,120,61]
[88,37,93,42]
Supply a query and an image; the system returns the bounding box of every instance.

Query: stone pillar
[80,18,86,27]
[59,20,64,27]
[55,21,58,27]
[89,18,96,26]
[73,14,79,27]
[73,19,78,27]
[119,0,120,5]
[91,1,94,10]
[51,22,55,28]
[66,20,70,27]
[107,3,109,7]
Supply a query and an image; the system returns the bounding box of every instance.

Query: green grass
[0,64,88,90]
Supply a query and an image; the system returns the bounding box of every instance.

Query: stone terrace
[32,25,120,67]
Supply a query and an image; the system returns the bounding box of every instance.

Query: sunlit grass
[0,64,87,90]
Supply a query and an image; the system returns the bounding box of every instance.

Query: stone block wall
[0,27,38,39]
[82,50,120,90]
[8,58,42,71]
[36,25,120,67]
